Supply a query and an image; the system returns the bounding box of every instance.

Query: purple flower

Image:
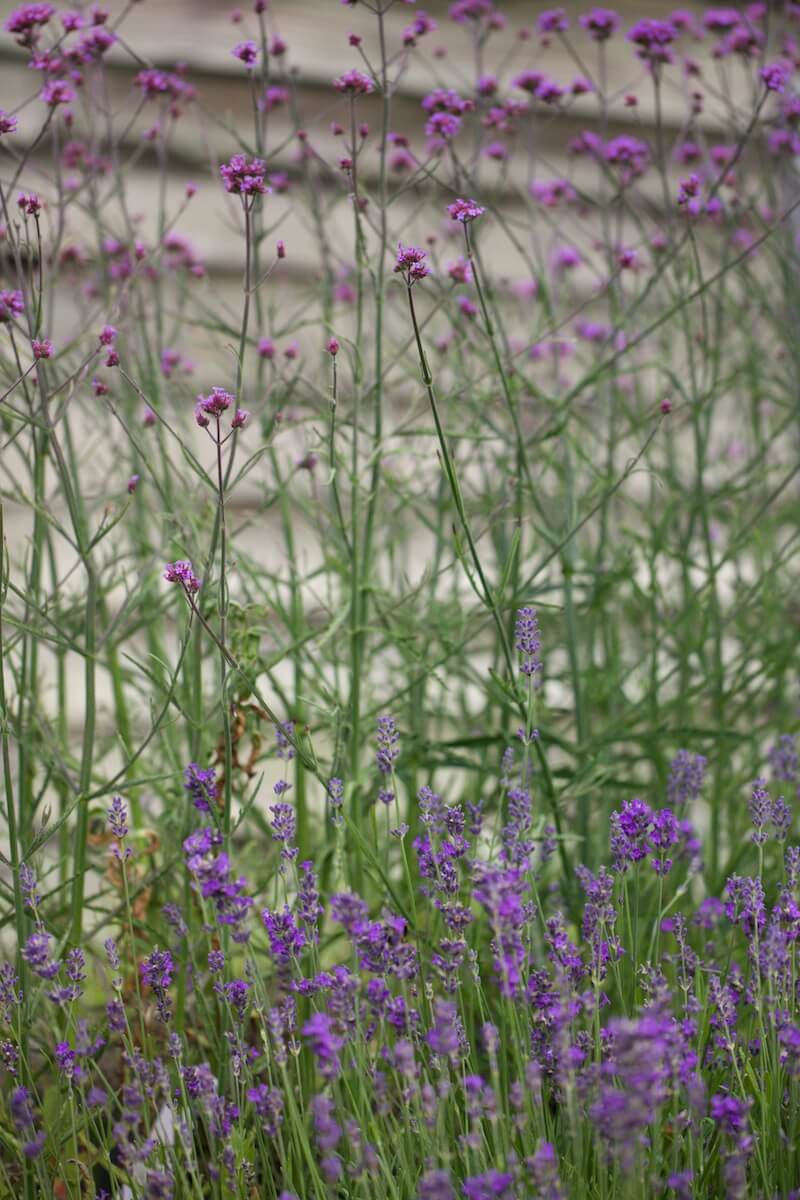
[303,1014,344,1079]
[22,1130,45,1160]
[627,19,677,65]
[703,8,741,34]
[710,1092,751,1135]
[760,62,788,93]
[270,802,296,854]
[181,1061,216,1100]
[472,863,530,997]
[725,875,766,939]
[135,69,195,105]
[772,795,792,841]
[10,1086,35,1131]
[86,1085,108,1108]
[571,75,594,94]
[514,606,541,677]
[297,860,323,934]
[15,192,38,220]
[539,9,568,33]
[426,111,462,142]
[107,795,128,840]
[715,20,763,58]
[426,998,464,1062]
[351,912,417,979]
[106,999,126,1033]
[0,290,24,324]
[551,244,582,273]
[482,141,507,162]
[462,1171,515,1199]
[0,111,18,136]
[22,927,59,979]
[183,840,251,940]
[502,788,533,867]
[162,903,188,938]
[403,11,438,44]
[330,891,369,933]
[5,4,54,46]
[604,135,650,178]
[40,79,75,107]
[447,197,486,223]
[262,905,306,964]
[275,720,296,761]
[575,319,613,343]
[19,862,40,910]
[54,1040,76,1077]
[183,763,218,813]
[65,947,86,993]
[512,72,551,98]
[144,1171,175,1200]
[319,1151,343,1183]
[140,948,174,1022]
[526,1141,563,1197]
[76,26,115,60]
[140,948,173,991]
[677,173,702,208]
[104,938,121,971]
[220,154,268,197]
[449,0,503,25]
[247,1083,284,1135]
[418,785,447,832]
[395,243,430,284]
[423,87,473,116]
[328,776,344,823]
[770,734,797,782]
[535,77,566,104]
[576,864,621,976]
[376,715,400,775]
[333,69,374,95]
[610,797,654,870]
[195,386,235,425]
[164,560,201,595]
[768,128,800,158]
[418,1169,456,1200]
[786,844,800,890]
[592,1011,680,1170]
[671,7,701,33]
[531,178,577,208]
[215,978,250,1021]
[667,749,707,810]
[648,808,680,875]
[579,8,621,41]
[749,777,772,844]
[779,1024,800,1078]
[9,1086,44,1156]
[232,39,258,69]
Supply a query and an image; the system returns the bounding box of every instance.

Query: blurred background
[0,0,739,343]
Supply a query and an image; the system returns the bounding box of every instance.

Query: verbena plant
[1,0,800,1196]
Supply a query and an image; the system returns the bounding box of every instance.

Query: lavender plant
[0,0,800,1196]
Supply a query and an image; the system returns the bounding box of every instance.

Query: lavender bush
[1,0,800,1195]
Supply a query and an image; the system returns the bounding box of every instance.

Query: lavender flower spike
[515,606,541,677]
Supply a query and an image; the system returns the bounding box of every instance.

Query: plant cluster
[0,1,799,1197]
